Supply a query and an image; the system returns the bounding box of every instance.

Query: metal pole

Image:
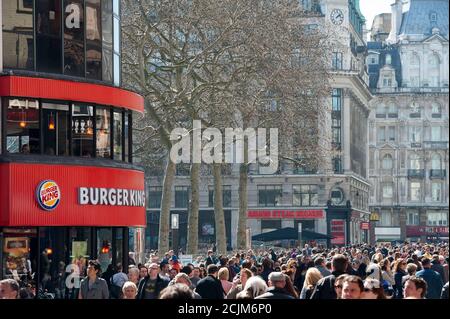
[298,223,302,250]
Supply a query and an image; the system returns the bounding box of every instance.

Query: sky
[359,0,395,30]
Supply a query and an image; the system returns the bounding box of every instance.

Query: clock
[330,9,344,25]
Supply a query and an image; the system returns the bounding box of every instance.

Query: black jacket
[137,274,170,299]
[431,261,446,283]
[255,287,295,300]
[195,275,225,299]
[310,271,345,300]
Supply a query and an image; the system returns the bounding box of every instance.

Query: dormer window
[385,54,392,65]
[430,12,437,22]
[383,76,393,87]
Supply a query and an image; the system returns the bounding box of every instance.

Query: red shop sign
[0,162,146,227]
[247,210,324,219]
[330,219,346,245]
[406,226,449,237]
[361,222,370,230]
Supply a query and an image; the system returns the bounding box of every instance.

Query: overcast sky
[360,0,395,30]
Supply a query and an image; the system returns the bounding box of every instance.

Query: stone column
[399,208,407,241]
[419,207,427,242]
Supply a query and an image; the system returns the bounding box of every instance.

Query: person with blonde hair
[300,267,323,299]
[218,267,233,295]
[122,281,138,299]
[236,276,268,299]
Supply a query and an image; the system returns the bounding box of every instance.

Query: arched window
[428,53,440,87]
[431,154,442,170]
[388,104,398,117]
[382,154,393,169]
[432,103,442,118]
[376,104,386,117]
[410,154,421,169]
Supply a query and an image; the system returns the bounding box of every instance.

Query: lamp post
[171,214,179,255]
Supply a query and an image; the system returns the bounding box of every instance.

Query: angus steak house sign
[247,210,324,219]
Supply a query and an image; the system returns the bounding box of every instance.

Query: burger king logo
[36,180,61,211]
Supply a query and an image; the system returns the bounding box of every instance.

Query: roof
[399,0,449,38]
[366,43,402,90]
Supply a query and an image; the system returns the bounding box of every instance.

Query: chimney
[387,0,403,44]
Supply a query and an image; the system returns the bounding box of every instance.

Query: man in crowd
[415,258,444,299]
[255,272,295,299]
[137,263,170,299]
[195,265,224,299]
[314,257,331,277]
[341,276,364,299]
[403,277,427,299]
[310,254,348,299]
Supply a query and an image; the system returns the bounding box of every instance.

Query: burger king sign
[36,180,61,211]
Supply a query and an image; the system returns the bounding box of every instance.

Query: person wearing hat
[254,272,295,299]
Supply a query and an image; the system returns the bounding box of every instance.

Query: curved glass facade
[2,0,121,86]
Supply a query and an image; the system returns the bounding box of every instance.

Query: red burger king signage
[36,180,61,211]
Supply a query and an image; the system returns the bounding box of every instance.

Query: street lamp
[171,214,179,255]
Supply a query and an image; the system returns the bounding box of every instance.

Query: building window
[86,0,103,80]
[2,0,35,69]
[378,126,386,142]
[63,0,85,77]
[96,106,111,158]
[293,185,319,206]
[376,104,386,118]
[407,211,420,226]
[388,126,396,141]
[431,126,441,142]
[410,182,421,201]
[431,103,442,118]
[367,54,378,65]
[5,99,40,154]
[333,157,342,174]
[382,184,393,199]
[431,183,442,202]
[388,104,398,118]
[409,154,421,169]
[42,103,70,156]
[379,211,393,226]
[208,186,232,208]
[332,52,343,70]
[72,105,94,157]
[332,89,342,111]
[332,118,341,147]
[431,154,442,170]
[410,127,422,143]
[258,185,282,207]
[427,211,448,226]
[430,12,437,22]
[383,77,393,87]
[113,111,123,160]
[102,0,114,82]
[36,0,63,73]
[175,186,189,208]
[382,154,393,169]
[148,186,162,208]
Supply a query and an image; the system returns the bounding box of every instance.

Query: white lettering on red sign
[78,187,145,207]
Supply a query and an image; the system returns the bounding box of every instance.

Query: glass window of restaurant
[2,98,132,161]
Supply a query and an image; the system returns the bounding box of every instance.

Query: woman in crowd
[236,276,268,299]
[300,267,323,299]
[218,267,233,295]
[122,281,138,299]
[361,278,388,299]
[227,268,252,299]
[392,258,407,299]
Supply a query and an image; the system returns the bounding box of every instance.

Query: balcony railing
[411,142,422,148]
[408,169,425,179]
[423,141,449,149]
[430,169,446,179]
[373,87,449,94]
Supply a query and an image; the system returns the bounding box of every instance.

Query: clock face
[331,9,344,25]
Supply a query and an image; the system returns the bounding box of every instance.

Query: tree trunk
[213,164,227,255]
[237,138,249,249]
[186,162,200,255]
[158,159,176,257]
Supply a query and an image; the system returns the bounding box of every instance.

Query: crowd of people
[0,242,448,300]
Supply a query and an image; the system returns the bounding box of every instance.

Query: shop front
[406,226,449,243]
[0,161,146,298]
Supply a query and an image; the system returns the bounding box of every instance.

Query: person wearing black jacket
[310,254,348,299]
[194,265,225,299]
[255,272,295,299]
[137,263,170,299]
